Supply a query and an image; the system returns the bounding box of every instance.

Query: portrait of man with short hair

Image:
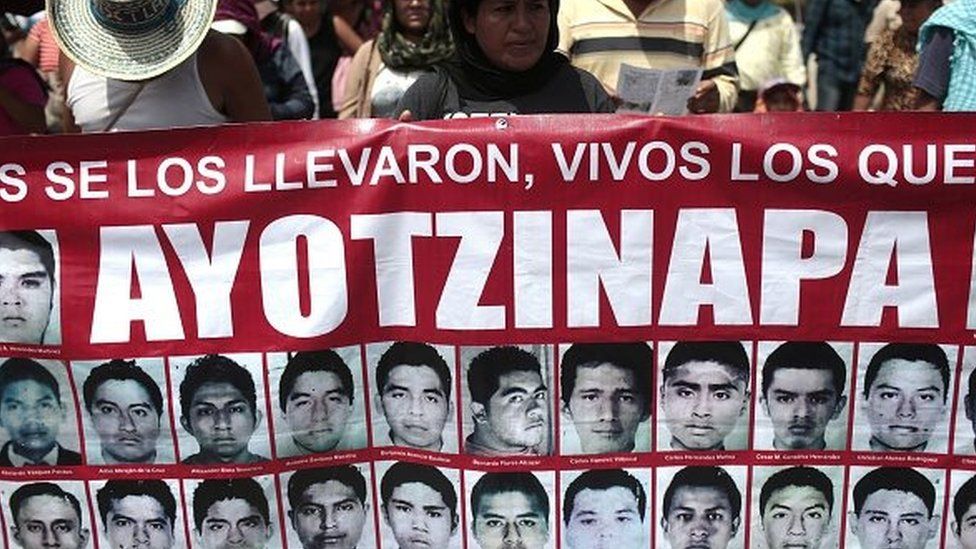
[560,343,652,455]
[463,346,551,456]
[285,465,372,549]
[468,471,551,549]
[562,468,648,549]
[273,349,365,458]
[192,477,275,549]
[95,479,180,549]
[6,481,90,549]
[754,466,838,549]
[849,467,941,549]
[79,358,170,464]
[952,474,976,549]
[379,461,460,548]
[856,343,952,453]
[956,348,976,455]
[658,466,744,549]
[0,358,81,466]
[757,341,849,451]
[659,341,751,451]
[371,342,456,453]
[0,230,59,345]
[176,354,269,464]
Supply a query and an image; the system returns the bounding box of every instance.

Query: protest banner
[1,113,976,549]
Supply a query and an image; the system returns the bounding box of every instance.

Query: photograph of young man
[758,341,848,451]
[95,480,178,549]
[960,360,976,454]
[952,474,976,549]
[277,350,356,456]
[858,343,950,452]
[193,478,273,549]
[7,482,90,549]
[660,466,742,549]
[81,358,166,464]
[374,342,454,452]
[560,342,652,454]
[0,357,81,466]
[380,461,459,549]
[286,465,370,549]
[757,466,836,549]
[850,467,940,549]
[0,230,56,345]
[178,354,267,464]
[464,346,550,456]
[659,342,751,451]
[469,472,550,549]
[562,468,647,549]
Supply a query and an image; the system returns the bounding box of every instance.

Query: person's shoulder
[199,29,250,63]
[395,70,450,120]
[564,65,615,113]
[0,442,12,466]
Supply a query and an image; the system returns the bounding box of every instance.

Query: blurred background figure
[20,16,64,130]
[256,0,319,117]
[0,56,45,135]
[854,0,941,110]
[914,0,976,111]
[727,0,806,112]
[802,0,878,110]
[754,78,804,111]
[213,0,315,120]
[339,0,453,118]
[283,0,343,117]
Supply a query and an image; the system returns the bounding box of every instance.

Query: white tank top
[67,52,228,132]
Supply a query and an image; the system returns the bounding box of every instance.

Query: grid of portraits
[0,341,974,467]
[2,465,975,548]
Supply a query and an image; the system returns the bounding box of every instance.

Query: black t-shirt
[914,26,954,101]
[394,63,615,120]
[307,17,341,119]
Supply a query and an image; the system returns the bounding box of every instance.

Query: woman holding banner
[393,0,613,119]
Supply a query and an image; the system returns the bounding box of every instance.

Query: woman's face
[463,0,551,72]
[395,0,432,38]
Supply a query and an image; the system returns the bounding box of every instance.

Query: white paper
[616,64,703,116]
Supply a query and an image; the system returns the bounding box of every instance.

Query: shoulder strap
[103,81,147,132]
[734,19,759,50]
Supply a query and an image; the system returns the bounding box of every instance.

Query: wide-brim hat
[47,0,217,81]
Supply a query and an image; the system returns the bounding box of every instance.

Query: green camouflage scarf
[377,0,454,70]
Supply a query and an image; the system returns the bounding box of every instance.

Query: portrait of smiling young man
[659,341,752,451]
[80,358,169,465]
[757,341,849,451]
[755,466,839,549]
[7,482,90,549]
[560,342,653,455]
[0,230,58,345]
[856,343,951,453]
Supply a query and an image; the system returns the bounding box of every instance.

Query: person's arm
[266,46,315,120]
[852,33,886,110]
[332,14,363,54]
[57,54,80,132]
[801,0,829,61]
[693,0,737,113]
[338,39,373,118]
[781,13,807,88]
[199,31,272,123]
[21,23,40,67]
[393,72,444,121]
[285,18,319,118]
[913,25,953,111]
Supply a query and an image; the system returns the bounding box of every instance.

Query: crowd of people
[0,0,974,136]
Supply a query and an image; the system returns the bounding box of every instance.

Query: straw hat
[47,0,217,81]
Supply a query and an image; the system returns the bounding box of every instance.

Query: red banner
[1,113,975,549]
